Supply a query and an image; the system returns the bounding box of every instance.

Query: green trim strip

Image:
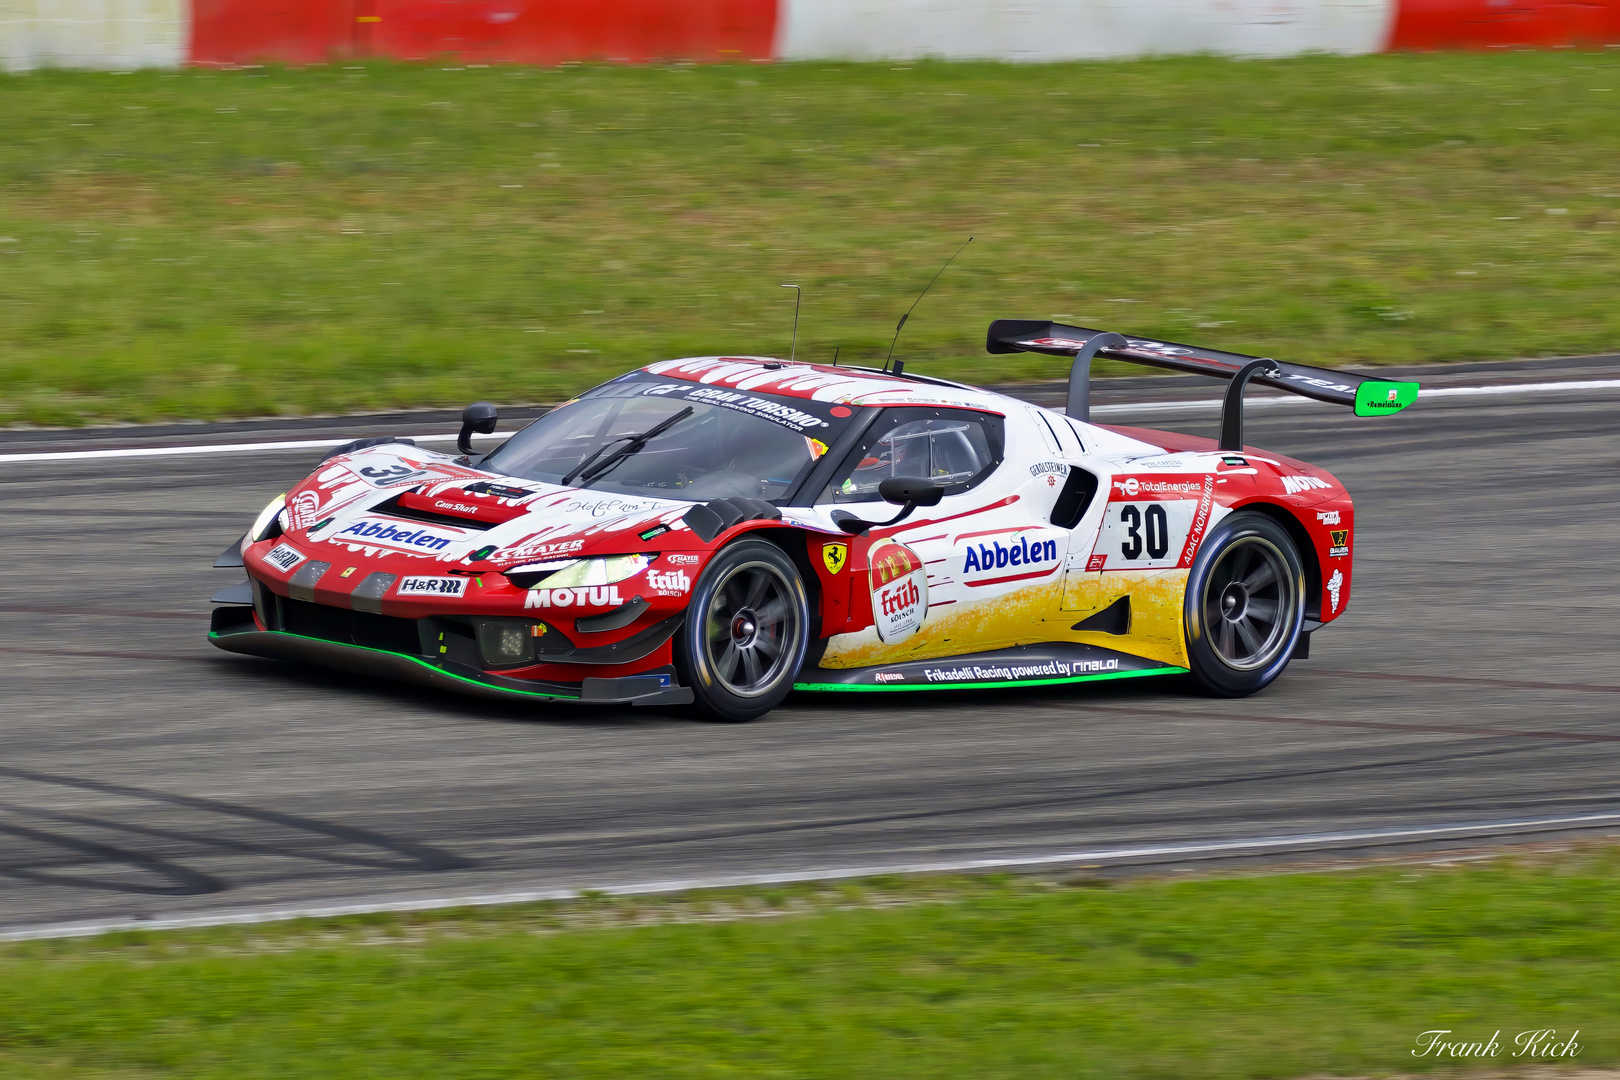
[793,666,1186,693]
[207,630,581,701]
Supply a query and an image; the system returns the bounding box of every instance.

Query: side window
[818,408,1003,504]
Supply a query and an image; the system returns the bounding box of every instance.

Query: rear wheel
[675,539,809,722]
[1183,512,1304,697]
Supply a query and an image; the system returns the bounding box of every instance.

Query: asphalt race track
[2,357,1618,934]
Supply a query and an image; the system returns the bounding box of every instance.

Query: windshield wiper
[560,406,694,487]
[559,434,633,487]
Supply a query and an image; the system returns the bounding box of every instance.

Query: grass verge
[0,846,1617,1078]
[2,54,1620,426]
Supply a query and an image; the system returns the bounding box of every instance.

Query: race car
[209,320,1418,721]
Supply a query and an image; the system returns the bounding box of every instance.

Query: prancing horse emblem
[822,542,848,575]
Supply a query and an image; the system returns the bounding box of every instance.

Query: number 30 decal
[1119,504,1170,560]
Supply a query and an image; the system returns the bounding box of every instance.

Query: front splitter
[209,613,693,707]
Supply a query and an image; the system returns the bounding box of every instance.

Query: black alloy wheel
[1183,511,1305,697]
[675,538,809,722]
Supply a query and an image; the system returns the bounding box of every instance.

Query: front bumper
[208,606,693,706]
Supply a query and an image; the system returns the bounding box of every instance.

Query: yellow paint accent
[822,542,848,575]
[356,15,381,22]
[823,579,1066,668]
[1071,570,1190,668]
[821,570,1190,670]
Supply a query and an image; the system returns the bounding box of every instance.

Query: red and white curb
[5,0,1618,73]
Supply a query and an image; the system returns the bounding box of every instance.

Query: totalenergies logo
[1113,477,1200,497]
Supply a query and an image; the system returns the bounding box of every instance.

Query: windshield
[484,371,862,502]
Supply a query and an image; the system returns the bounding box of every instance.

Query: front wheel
[1183,511,1305,697]
[675,538,809,722]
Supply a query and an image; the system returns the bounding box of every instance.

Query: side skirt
[794,641,1185,693]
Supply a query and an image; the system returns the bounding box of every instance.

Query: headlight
[506,554,652,590]
[249,494,286,543]
[476,620,545,668]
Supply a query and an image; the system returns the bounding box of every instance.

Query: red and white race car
[210,320,1418,721]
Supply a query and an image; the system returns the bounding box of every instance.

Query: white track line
[0,430,519,464]
[1,377,1617,466]
[5,810,1617,942]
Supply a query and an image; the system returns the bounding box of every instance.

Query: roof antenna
[781,284,801,363]
[832,345,840,367]
[885,236,971,373]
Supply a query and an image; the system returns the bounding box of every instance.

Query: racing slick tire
[1183,511,1305,698]
[675,538,810,722]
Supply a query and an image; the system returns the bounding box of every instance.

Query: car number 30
[1119,504,1170,560]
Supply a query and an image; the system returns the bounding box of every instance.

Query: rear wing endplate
[987,320,1418,451]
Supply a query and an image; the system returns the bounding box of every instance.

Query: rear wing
[986,320,1418,451]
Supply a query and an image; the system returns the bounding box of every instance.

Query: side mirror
[457,401,498,455]
[878,477,946,508]
[838,477,948,535]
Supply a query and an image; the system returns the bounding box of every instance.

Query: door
[813,407,1020,664]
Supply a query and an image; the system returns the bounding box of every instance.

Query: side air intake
[1050,467,1099,530]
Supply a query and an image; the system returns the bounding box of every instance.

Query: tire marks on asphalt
[521,741,1587,853]
[1303,667,1620,696]
[0,645,209,663]
[1084,704,1620,744]
[0,606,205,620]
[0,765,475,900]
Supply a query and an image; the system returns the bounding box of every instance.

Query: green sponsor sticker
[1354,380,1419,417]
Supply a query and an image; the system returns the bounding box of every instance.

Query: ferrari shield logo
[822,542,848,575]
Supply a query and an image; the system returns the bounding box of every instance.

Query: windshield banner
[635,379,839,433]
